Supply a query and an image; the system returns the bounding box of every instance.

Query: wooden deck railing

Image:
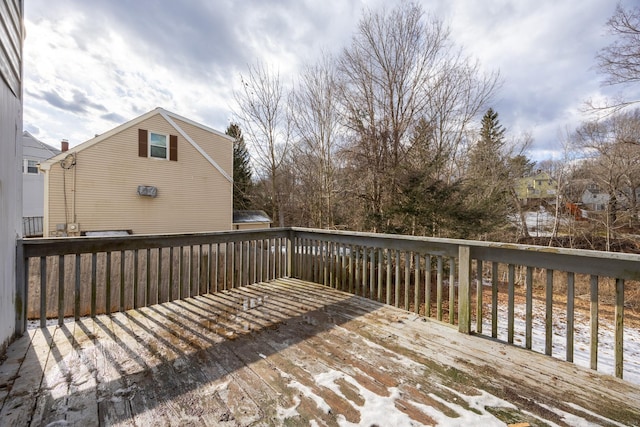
[16,229,291,332]
[16,227,640,380]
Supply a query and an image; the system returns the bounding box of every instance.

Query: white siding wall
[23,173,44,216]
[0,0,22,354]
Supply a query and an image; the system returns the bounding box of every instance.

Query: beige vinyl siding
[171,117,233,176]
[45,114,232,235]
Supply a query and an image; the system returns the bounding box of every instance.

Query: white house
[22,131,60,217]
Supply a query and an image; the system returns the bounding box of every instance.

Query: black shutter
[138,129,148,157]
[169,134,178,161]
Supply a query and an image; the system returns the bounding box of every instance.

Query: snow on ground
[479,299,640,384]
[274,345,620,427]
[510,206,573,237]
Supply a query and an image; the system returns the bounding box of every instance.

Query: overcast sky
[24,0,638,161]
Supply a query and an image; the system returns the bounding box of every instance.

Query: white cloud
[23,0,640,160]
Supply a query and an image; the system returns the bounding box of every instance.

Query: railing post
[287,231,293,278]
[458,245,471,334]
[15,239,27,337]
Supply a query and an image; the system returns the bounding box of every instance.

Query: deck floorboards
[1,278,639,426]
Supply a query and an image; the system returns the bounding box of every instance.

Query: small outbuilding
[233,210,273,230]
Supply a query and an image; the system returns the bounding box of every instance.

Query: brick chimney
[61,139,69,152]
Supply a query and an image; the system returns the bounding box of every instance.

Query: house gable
[42,108,233,236]
[40,108,233,183]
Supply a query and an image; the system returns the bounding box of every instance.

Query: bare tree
[289,56,341,228]
[573,109,640,248]
[337,3,499,232]
[234,62,291,226]
[589,4,640,113]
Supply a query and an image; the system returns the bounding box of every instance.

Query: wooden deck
[1,279,639,426]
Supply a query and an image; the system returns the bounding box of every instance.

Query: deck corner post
[15,239,27,337]
[458,245,471,334]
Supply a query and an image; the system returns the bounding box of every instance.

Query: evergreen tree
[465,108,511,235]
[226,123,253,210]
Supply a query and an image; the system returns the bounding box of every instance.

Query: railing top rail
[19,228,290,258]
[18,226,640,280]
[290,227,640,280]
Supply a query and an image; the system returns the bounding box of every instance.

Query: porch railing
[16,227,640,380]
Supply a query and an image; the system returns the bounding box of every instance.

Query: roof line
[39,107,231,172]
[159,110,233,183]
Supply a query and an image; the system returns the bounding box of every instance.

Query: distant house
[39,108,233,236]
[514,171,558,204]
[233,210,273,230]
[581,183,610,212]
[22,131,60,219]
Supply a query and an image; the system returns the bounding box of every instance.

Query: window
[149,132,168,159]
[23,159,38,174]
[138,129,178,161]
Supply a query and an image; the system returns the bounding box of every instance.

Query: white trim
[148,131,169,160]
[23,158,39,174]
[162,109,234,142]
[159,110,233,183]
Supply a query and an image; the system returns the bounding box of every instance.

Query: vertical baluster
[449,256,456,325]
[92,253,97,316]
[615,278,624,379]
[545,269,554,356]
[491,262,498,338]
[567,272,575,362]
[271,238,276,280]
[75,254,81,321]
[507,264,515,344]
[252,240,257,284]
[267,239,272,282]
[405,252,411,311]
[58,255,65,325]
[425,255,431,317]
[355,247,360,295]
[590,275,598,370]
[324,241,329,287]
[159,247,165,301]
[370,248,375,299]
[238,240,244,287]
[395,251,401,308]
[107,251,112,315]
[414,253,420,315]
[230,242,236,289]
[223,242,229,290]
[215,243,221,292]
[190,245,195,295]
[436,256,443,321]
[386,249,392,305]
[208,244,213,294]
[377,248,383,302]
[40,256,46,327]
[121,250,126,311]
[362,247,367,297]
[476,260,483,333]
[525,266,533,349]
[169,247,173,301]
[349,244,354,294]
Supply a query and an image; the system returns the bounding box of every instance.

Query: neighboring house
[40,108,234,236]
[233,210,273,230]
[581,183,610,212]
[514,171,558,204]
[0,0,23,353]
[22,131,60,226]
